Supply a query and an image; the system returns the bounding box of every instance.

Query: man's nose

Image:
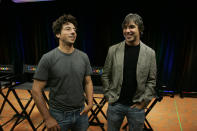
[71,29,76,34]
[125,27,131,32]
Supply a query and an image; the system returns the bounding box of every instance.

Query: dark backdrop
[0,0,197,93]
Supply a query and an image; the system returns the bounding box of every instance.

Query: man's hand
[80,104,93,115]
[130,101,146,109]
[45,116,61,131]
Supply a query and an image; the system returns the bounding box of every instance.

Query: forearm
[85,81,93,106]
[32,88,51,120]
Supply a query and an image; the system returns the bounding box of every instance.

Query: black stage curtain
[0,1,197,93]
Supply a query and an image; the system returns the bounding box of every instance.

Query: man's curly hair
[52,14,78,36]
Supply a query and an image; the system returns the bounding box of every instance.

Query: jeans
[107,103,145,131]
[49,105,89,131]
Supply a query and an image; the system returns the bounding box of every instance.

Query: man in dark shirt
[101,13,157,131]
[32,14,93,131]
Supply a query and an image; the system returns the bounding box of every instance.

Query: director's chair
[7,64,41,130]
[0,65,22,127]
[87,86,107,131]
[122,86,163,131]
[0,64,15,114]
[87,67,107,131]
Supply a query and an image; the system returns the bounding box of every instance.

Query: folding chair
[88,67,107,131]
[7,64,40,130]
[0,64,15,114]
[92,86,107,121]
[87,86,107,131]
[0,65,15,88]
[122,85,163,131]
[0,65,21,127]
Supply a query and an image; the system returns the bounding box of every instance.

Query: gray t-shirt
[33,48,92,111]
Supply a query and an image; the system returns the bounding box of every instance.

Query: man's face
[123,21,140,44]
[56,22,77,46]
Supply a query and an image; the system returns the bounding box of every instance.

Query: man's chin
[68,42,74,46]
[64,42,74,47]
[126,39,135,43]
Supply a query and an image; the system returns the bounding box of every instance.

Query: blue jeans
[107,103,145,131]
[49,105,89,131]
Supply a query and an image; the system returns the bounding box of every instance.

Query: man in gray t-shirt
[32,14,93,131]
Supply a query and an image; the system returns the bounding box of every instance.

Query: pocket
[133,106,144,112]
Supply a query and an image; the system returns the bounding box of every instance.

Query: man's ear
[56,33,60,38]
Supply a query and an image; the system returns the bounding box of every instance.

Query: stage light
[12,0,55,3]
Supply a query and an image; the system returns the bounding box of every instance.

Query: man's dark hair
[52,14,78,36]
[122,13,144,36]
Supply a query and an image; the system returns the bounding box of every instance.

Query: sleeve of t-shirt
[33,54,49,81]
[84,54,92,76]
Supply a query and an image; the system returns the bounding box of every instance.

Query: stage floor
[1,89,197,131]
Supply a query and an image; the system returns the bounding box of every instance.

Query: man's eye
[65,28,71,30]
[129,25,135,29]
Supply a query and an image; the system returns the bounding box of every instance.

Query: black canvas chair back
[21,64,37,82]
[0,65,15,87]
[0,65,14,78]
[23,64,37,74]
[91,67,103,94]
[0,65,14,74]
[91,67,102,85]
[12,64,37,90]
